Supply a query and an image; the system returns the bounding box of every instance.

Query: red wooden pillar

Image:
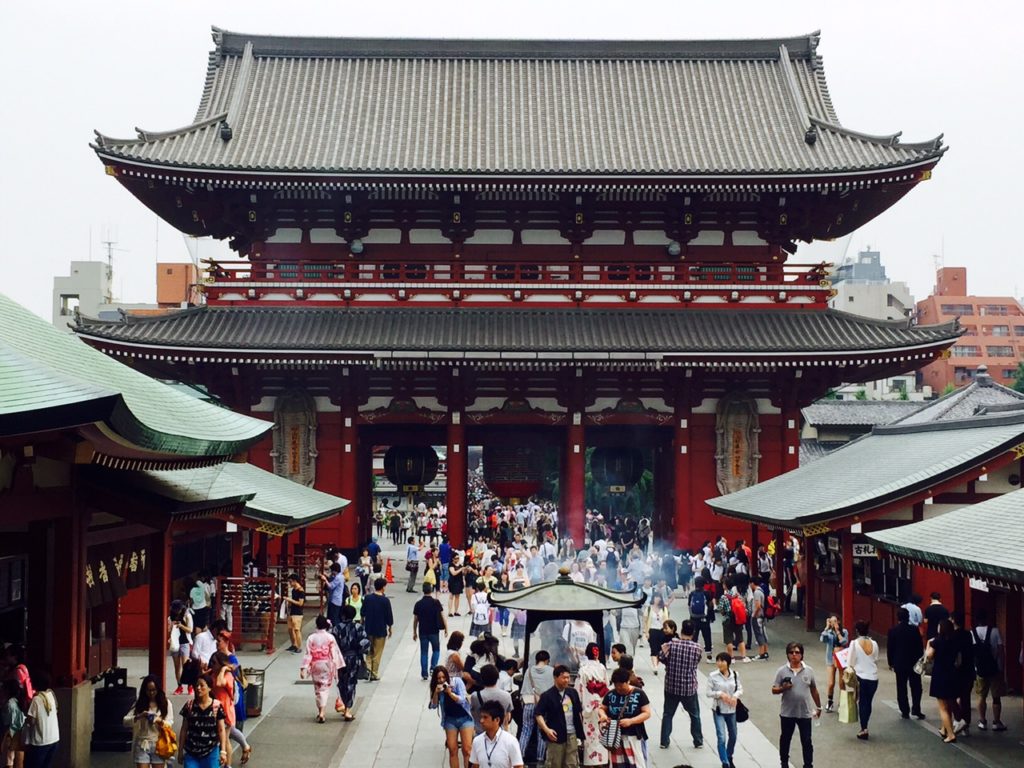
[804,537,816,631]
[338,403,360,549]
[446,417,468,548]
[672,413,691,549]
[840,528,854,626]
[750,524,760,552]
[256,533,269,573]
[52,510,88,686]
[564,422,585,544]
[773,529,786,597]
[230,531,244,577]
[149,530,172,683]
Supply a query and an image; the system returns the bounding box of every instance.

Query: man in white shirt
[470,700,523,768]
[901,594,923,627]
[191,619,226,669]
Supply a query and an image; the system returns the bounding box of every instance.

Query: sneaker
[913,711,926,720]
[977,720,987,731]
[187,686,194,696]
[173,686,184,695]
[953,719,966,734]
[706,653,713,662]
[824,702,834,713]
[757,653,770,660]
[992,721,1007,732]
[741,656,752,663]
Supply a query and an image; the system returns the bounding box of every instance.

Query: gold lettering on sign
[98,562,109,584]
[85,564,95,588]
[129,552,139,574]
[731,428,744,478]
[289,426,302,476]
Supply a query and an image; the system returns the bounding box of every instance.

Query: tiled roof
[801,399,923,426]
[132,463,348,532]
[895,371,1024,425]
[0,292,268,455]
[706,411,1024,529]
[490,572,646,612]
[74,306,960,357]
[798,438,846,465]
[867,489,1024,587]
[92,29,944,178]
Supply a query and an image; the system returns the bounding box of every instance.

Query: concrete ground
[93,539,1022,768]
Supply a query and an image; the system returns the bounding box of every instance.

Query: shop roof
[866,488,1024,588]
[801,399,923,427]
[131,462,348,533]
[93,29,944,179]
[894,366,1024,425]
[0,292,268,456]
[706,411,1024,530]
[73,306,960,359]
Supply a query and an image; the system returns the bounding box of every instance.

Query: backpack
[688,589,707,618]
[472,595,490,625]
[730,595,748,625]
[972,627,998,678]
[764,595,781,620]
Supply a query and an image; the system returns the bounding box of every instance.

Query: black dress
[928,636,958,700]
[449,567,465,596]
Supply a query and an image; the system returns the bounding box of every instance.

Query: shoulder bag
[729,670,750,723]
[599,696,624,749]
[155,721,178,760]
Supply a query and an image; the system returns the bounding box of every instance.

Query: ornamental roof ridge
[210,27,823,61]
[872,408,1024,436]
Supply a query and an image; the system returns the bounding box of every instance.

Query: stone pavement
[94,540,1022,768]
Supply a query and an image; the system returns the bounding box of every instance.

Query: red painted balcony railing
[201,259,833,307]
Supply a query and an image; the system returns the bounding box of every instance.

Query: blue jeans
[419,632,440,678]
[184,748,221,768]
[661,691,702,747]
[714,710,737,765]
[858,677,879,730]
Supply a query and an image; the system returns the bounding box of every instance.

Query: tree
[854,390,868,400]
[1012,362,1024,394]
[941,383,957,396]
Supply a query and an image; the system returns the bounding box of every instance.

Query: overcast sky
[2,0,1021,320]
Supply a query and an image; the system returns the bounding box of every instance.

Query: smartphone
[781,676,792,685]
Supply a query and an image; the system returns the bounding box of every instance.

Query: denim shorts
[133,743,165,765]
[442,712,474,732]
[440,563,450,582]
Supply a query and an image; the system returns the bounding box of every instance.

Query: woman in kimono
[301,616,345,723]
[576,642,609,766]
[331,605,369,721]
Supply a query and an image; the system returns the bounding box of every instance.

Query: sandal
[316,715,326,724]
[344,713,356,721]
[241,747,253,765]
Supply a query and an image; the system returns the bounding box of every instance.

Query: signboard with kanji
[852,543,877,559]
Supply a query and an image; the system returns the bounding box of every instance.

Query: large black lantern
[590,447,644,491]
[383,445,439,491]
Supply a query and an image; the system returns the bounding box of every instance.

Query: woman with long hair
[168,600,194,695]
[819,614,848,713]
[1,678,27,768]
[496,572,512,636]
[428,666,473,768]
[124,675,171,768]
[445,632,466,679]
[209,649,251,764]
[598,667,652,768]
[301,616,345,723]
[22,671,59,768]
[575,643,609,767]
[846,620,880,740]
[926,619,960,743]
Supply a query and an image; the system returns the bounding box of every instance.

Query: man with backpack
[688,577,714,662]
[971,610,1007,732]
[718,578,748,662]
[750,581,769,660]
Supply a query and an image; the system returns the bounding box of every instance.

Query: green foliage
[898,389,910,401]
[941,383,957,396]
[854,390,868,400]
[823,389,838,400]
[1012,362,1024,394]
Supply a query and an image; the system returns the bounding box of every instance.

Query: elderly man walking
[658,619,703,749]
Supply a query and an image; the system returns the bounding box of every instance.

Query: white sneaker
[741,656,752,663]
[953,719,966,735]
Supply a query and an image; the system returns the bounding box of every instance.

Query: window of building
[1004,369,1017,379]
[988,346,1014,357]
[951,345,981,357]
[983,304,1009,316]
[960,328,977,336]
[1014,326,1024,336]
[59,294,80,316]
[990,325,1010,336]
[871,557,912,602]
[954,367,976,385]
[941,303,974,315]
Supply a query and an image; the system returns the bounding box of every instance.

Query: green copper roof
[0,293,268,455]
[137,462,348,531]
[706,411,1024,529]
[866,489,1024,588]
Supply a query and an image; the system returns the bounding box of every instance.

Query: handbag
[732,671,749,722]
[912,654,933,676]
[405,560,418,573]
[155,721,178,759]
[168,624,180,654]
[600,714,623,749]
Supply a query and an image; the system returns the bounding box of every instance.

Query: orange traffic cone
[385,558,395,584]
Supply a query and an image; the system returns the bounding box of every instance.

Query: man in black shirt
[278,573,305,653]
[413,583,448,680]
[887,607,925,719]
[923,592,950,641]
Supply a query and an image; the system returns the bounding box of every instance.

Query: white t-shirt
[470,729,523,768]
[847,636,880,681]
[25,691,59,746]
